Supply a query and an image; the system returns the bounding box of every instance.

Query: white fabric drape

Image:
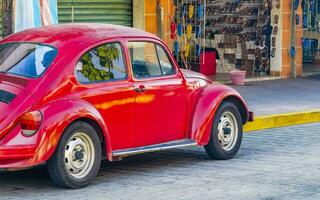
[14,0,36,32]
[14,0,58,33]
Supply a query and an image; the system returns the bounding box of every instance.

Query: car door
[74,41,135,151]
[127,41,187,147]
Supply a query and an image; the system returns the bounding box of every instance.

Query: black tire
[204,102,243,160]
[47,121,102,188]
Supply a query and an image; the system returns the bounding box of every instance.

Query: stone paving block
[0,123,320,200]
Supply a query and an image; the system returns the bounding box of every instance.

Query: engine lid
[0,82,36,139]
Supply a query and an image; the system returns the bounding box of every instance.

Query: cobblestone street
[1,123,320,200]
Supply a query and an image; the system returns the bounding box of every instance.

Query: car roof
[1,23,159,48]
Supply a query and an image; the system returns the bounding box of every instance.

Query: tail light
[20,111,43,136]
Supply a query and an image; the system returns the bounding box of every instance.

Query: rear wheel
[47,121,102,188]
[204,102,243,160]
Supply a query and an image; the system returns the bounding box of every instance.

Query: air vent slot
[0,74,29,88]
[0,89,16,104]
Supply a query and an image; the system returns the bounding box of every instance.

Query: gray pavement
[0,123,320,200]
[232,75,320,116]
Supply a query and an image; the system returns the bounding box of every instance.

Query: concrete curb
[244,109,320,132]
[218,76,281,84]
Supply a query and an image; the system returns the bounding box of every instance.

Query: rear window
[0,43,57,78]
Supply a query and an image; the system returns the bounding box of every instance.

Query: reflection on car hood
[180,69,212,82]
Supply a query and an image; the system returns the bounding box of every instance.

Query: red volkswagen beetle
[0,24,251,188]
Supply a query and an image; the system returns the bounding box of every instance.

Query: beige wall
[281,0,303,78]
[133,0,145,30]
[133,0,174,48]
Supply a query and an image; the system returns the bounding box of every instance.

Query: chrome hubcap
[218,111,238,151]
[64,132,95,179]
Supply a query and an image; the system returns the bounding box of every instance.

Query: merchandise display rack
[302,0,320,63]
[205,0,272,76]
[173,0,206,66]
[302,0,320,31]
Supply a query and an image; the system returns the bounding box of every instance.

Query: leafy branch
[80,44,122,81]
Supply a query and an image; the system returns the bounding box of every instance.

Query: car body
[0,24,251,188]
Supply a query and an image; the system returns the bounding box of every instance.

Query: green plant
[80,44,120,81]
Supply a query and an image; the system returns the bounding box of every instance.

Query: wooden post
[133,0,145,30]
[3,0,13,37]
[290,0,297,78]
[157,4,164,39]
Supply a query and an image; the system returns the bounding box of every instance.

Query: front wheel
[204,102,243,160]
[47,121,102,188]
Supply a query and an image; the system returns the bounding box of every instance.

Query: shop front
[169,0,274,82]
[206,0,272,78]
[169,0,307,81]
[301,0,320,75]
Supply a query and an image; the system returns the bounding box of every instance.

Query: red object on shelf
[200,49,217,76]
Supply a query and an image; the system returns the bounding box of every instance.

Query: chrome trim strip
[112,139,197,158]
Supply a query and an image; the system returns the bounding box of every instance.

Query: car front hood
[180,69,212,83]
[0,83,36,139]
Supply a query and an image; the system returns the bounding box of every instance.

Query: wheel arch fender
[32,98,112,164]
[190,84,249,146]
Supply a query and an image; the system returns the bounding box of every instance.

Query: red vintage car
[0,24,252,188]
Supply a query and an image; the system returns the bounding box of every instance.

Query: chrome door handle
[134,85,146,93]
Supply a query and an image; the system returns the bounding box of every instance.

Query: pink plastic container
[230,70,246,85]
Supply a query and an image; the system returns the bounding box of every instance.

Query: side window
[156,45,176,76]
[75,42,127,83]
[128,42,162,78]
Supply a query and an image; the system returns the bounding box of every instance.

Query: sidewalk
[230,74,320,131]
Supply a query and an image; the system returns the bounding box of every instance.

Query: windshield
[0,43,57,78]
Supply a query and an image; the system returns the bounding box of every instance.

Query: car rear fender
[33,98,112,163]
[190,84,248,145]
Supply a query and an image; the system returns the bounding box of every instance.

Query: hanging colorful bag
[196,44,201,57]
[195,26,201,38]
[197,4,203,18]
[174,41,179,57]
[181,4,187,18]
[186,24,192,40]
[177,23,183,36]
[185,42,191,58]
[294,0,300,10]
[188,4,194,19]
[170,21,177,39]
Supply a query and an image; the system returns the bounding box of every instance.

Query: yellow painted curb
[244,109,320,132]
